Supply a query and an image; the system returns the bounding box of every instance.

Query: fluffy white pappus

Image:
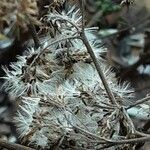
[2,64,42,97]
[56,78,104,126]
[70,62,102,89]
[1,56,29,96]
[100,65,134,102]
[14,96,71,147]
[59,79,81,97]
[1,47,37,96]
[14,97,40,138]
[84,27,99,41]
[56,79,86,110]
[114,82,134,103]
[95,64,133,100]
[51,96,99,134]
[14,87,100,148]
[30,129,48,149]
[14,96,61,148]
[70,63,109,103]
[84,28,107,57]
[46,5,82,28]
[36,81,57,96]
[45,6,106,61]
[1,45,66,96]
[25,41,48,56]
[71,30,106,59]
[42,33,79,55]
[70,62,134,105]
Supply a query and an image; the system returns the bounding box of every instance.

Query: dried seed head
[2,5,136,149]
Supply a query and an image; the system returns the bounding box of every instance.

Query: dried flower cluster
[2,4,150,150]
[0,0,39,32]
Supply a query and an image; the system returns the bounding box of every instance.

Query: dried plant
[0,0,39,32]
[1,1,150,150]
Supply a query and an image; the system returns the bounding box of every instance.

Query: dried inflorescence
[2,4,143,150]
[0,0,39,32]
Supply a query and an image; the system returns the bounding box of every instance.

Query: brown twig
[127,96,150,109]
[0,140,35,150]
[79,0,118,107]
[98,135,150,149]
[142,120,150,133]
[27,15,41,49]
[72,124,150,146]
[109,136,150,145]
[81,32,119,106]
[78,0,85,32]
[135,130,150,137]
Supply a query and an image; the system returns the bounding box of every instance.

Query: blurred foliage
[96,0,121,15]
[0,0,40,35]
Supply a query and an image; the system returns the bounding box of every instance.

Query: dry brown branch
[98,136,150,149]
[73,124,150,146]
[0,140,35,150]
[127,96,150,109]
[78,0,119,107]
[81,32,119,106]
[27,16,41,48]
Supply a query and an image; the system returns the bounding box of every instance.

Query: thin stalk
[0,140,35,150]
[81,32,119,107]
[127,96,150,109]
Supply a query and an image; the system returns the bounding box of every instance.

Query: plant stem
[0,140,35,150]
[27,15,41,49]
[127,96,150,109]
[81,32,119,107]
[28,23,40,49]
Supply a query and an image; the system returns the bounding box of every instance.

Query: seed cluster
[2,6,134,149]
